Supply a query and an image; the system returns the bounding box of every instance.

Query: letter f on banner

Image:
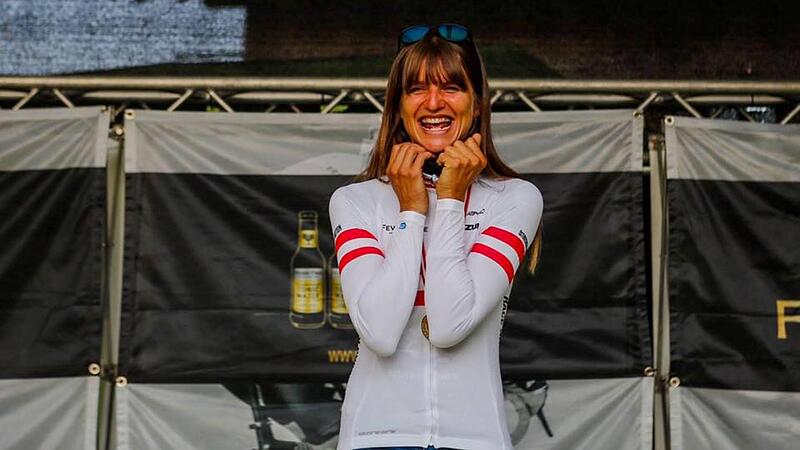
[776,300,800,339]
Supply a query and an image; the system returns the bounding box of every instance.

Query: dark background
[2,0,797,79]
[212,0,799,79]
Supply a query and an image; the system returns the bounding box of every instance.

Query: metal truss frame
[3,76,798,450]
[2,77,800,124]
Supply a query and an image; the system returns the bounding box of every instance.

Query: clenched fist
[386,142,435,214]
[435,133,487,201]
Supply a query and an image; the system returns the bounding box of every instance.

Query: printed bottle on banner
[328,253,353,329]
[289,210,326,329]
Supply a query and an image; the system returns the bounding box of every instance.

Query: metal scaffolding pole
[3,76,800,94]
[650,132,671,450]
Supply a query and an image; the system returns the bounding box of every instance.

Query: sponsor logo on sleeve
[466,208,486,216]
[465,223,480,231]
[518,230,529,248]
[499,294,510,329]
[399,222,407,230]
[333,224,342,238]
[381,224,396,232]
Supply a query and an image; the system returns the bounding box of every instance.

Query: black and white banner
[118,110,651,449]
[666,116,800,449]
[120,112,378,383]
[492,112,650,380]
[0,107,108,450]
[116,377,651,450]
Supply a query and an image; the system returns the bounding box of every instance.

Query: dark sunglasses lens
[438,24,469,41]
[400,25,430,44]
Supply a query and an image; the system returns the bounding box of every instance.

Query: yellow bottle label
[292,268,324,313]
[330,269,348,314]
[299,230,318,248]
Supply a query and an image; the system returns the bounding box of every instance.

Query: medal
[421,315,430,340]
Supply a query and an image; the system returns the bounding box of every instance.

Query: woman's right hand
[386,142,434,215]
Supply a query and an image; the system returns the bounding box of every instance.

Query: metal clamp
[88,363,102,376]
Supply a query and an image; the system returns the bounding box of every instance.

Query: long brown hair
[357,31,542,273]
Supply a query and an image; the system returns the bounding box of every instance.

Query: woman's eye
[443,85,461,93]
[409,85,425,93]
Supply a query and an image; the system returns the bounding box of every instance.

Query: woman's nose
[425,87,445,110]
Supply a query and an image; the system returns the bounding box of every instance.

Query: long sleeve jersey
[329,176,543,450]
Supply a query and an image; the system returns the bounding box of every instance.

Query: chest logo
[465,223,480,231]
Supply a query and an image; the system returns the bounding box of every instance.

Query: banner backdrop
[121,112,378,382]
[116,377,652,450]
[666,117,800,449]
[491,111,650,379]
[0,107,108,449]
[0,377,99,450]
[119,110,651,449]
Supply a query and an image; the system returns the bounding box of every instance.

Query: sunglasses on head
[397,23,472,52]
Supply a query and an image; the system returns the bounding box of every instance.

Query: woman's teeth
[419,117,453,131]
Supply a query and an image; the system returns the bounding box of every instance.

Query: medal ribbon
[416,185,472,307]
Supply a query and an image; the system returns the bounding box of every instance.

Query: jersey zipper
[425,185,471,447]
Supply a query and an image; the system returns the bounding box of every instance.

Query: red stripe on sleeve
[470,243,515,282]
[335,228,378,253]
[339,246,384,271]
[482,226,525,262]
[414,290,425,306]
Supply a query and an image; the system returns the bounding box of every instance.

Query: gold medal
[421,315,430,340]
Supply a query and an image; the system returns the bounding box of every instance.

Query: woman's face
[399,67,477,153]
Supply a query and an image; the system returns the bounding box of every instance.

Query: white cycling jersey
[329,176,543,450]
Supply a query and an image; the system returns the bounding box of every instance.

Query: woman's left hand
[435,133,487,201]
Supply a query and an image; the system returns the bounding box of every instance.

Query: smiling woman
[400,78,476,153]
[329,24,544,450]
[398,51,478,153]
